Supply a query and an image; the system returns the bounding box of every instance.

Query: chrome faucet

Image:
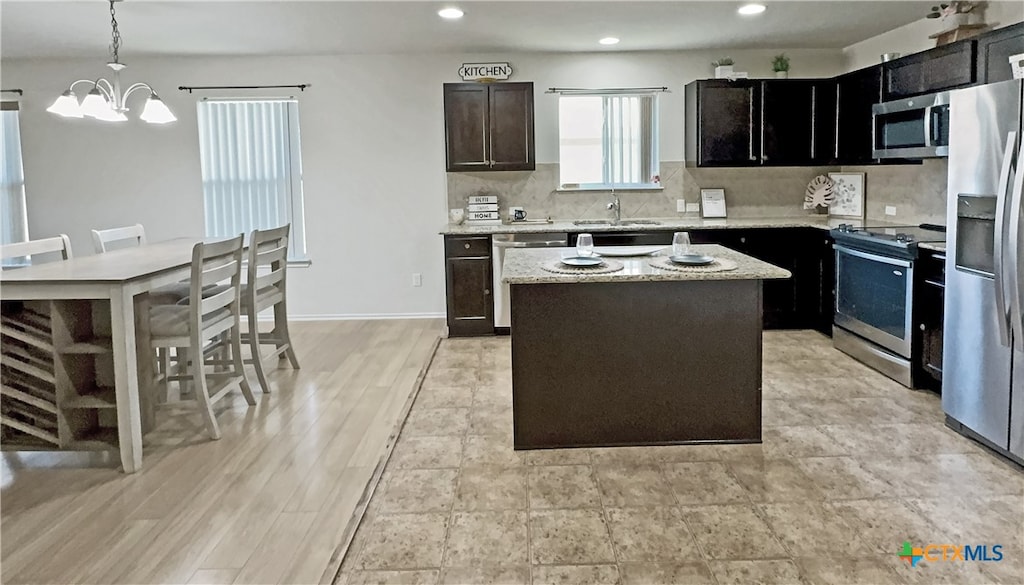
[606,191,621,224]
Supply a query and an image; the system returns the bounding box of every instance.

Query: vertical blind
[0,105,28,251]
[197,99,307,259]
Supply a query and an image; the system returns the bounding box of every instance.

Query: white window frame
[196,98,309,264]
[557,91,660,191]
[1,102,29,267]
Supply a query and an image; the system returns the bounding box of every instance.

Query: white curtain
[603,95,657,185]
[197,99,306,258]
[1,107,29,248]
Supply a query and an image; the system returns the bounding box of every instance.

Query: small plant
[771,53,791,72]
[712,57,735,67]
[927,1,978,19]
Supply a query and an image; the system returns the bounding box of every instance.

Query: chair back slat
[200,287,236,315]
[188,236,243,324]
[254,243,288,267]
[1,235,73,264]
[254,267,284,291]
[91,224,146,254]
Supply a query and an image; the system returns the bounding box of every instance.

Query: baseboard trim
[275,312,446,322]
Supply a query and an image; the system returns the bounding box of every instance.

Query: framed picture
[700,188,727,218]
[827,172,865,219]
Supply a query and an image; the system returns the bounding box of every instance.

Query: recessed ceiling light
[438,7,464,19]
[599,37,620,45]
[738,3,767,15]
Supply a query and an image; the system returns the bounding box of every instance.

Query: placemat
[541,258,625,275]
[648,256,738,273]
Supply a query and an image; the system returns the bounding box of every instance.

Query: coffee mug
[513,208,528,221]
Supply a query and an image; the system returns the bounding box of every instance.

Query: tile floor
[338,331,1024,585]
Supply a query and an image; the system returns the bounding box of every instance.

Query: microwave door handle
[1008,136,1024,347]
[993,131,1017,347]
[923,105,933,147]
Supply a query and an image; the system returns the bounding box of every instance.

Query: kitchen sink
[573,220,614,225]
[620,219,661,225]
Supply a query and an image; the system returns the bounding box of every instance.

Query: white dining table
[2,238,202,473]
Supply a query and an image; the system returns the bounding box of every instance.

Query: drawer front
[445,236,491,258]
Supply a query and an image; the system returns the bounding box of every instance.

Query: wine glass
[576,233,594,257]
[672,232,691,256]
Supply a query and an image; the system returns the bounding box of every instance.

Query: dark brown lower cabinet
[915,250,945,391]
[444,235,494,337]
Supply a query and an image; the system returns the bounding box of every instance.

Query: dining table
[1,238,204,473]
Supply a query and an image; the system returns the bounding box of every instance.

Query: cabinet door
[883,40,976,100]
[977,23,1024,84]
[812,79,838,165]
[445,256,493,336]
[694,80,760,166]
[761,80,816,166]
[836,66,882,165]
[816,234,836,336]
[444,84,490,172]
[488,83,535,171]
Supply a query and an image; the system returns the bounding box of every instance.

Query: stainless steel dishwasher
[492,232,568,329]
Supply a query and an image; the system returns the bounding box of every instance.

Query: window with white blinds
[197,99,307,260]
[558,93,659,189]
[1,104,29,261]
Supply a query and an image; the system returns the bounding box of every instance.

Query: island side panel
[510,279,763,449]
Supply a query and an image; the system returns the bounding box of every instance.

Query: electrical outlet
[412,273,422,287]
[686,203,700,213]
[885,205,897,216]
[676,199,686,213]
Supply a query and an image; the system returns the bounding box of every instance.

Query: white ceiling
[1,1,936,59]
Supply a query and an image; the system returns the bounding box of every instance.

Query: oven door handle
[923,105,934,148]
[834,244,912,268]
[993,131,1017,347]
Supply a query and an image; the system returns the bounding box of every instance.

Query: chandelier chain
[109,0,122,64]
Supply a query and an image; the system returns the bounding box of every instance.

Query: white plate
[592,245,667,257]
[560,256,604,267]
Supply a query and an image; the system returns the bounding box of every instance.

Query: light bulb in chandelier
[79,88,111,119]
[46,90,84,118]
[93,106,128,122]
[140,93,177,124]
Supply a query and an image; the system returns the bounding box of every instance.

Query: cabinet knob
[464,243,471,249]
[740,237,747,243]
[920,324,926,331]
[484,289,490,295]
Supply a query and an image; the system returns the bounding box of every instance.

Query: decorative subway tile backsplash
[446,160,949,226]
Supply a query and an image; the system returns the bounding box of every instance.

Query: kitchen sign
[459,62,513,81]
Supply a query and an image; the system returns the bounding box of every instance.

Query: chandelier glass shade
[47,0,175,124]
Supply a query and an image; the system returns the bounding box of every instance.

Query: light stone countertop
[502,244,792,285]
[441,216,863,236]
[919,242,947,253]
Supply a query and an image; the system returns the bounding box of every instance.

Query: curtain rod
[546,86,669,94]
[1,89,24,95]
[178,84,311,94]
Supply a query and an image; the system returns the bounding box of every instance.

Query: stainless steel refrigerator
[943,78,1024,465]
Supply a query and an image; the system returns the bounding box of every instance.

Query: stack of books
[465,195,501,225]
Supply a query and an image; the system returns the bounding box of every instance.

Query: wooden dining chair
[148,235,255,439]
[91,224,147,253]
[242,225,300,393]
[1,235,73,266]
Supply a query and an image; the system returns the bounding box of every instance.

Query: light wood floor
[0,318,443,585]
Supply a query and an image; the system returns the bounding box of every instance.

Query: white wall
[843,1,1024,72]
[1,48,844,318]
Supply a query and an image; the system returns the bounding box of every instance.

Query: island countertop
[502,244,791,285]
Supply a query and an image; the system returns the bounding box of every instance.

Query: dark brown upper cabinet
[443,82,535,172]
[686,79,833,167]
[882,39,976,100]
[835,65,883,165]
[977,22,1024,84]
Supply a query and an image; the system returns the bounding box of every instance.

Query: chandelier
[46,0,176,124]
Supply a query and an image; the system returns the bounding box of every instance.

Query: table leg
[134,293,155,432]
[110,287,143,473]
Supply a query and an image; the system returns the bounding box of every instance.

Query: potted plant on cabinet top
[713,57,735,79]
[772,54,790,79]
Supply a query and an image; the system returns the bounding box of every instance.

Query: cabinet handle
[464,243,471,249]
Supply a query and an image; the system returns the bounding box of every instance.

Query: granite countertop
[502,244,792,285]
[441,216,863,236]
[919,242,947,253]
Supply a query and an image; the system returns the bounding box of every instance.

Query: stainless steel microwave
[872,91,950,159]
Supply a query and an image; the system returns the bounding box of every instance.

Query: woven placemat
[541,258,625,275]
[648,255,738,273]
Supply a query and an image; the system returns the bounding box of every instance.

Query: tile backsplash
[447,160,949,225]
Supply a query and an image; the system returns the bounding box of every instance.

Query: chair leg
[189,342,221,440]
[274,300,300,369]
[247,303,272,394]
[232,321,257,406]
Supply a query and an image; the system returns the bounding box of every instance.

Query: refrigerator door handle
[1008,133,1024,348]
[993,131,1017,347]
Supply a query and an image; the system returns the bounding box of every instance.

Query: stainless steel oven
[872,91,950,159]
[834,244,915,358]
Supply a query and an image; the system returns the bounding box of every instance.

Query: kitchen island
[503,244,791,449]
